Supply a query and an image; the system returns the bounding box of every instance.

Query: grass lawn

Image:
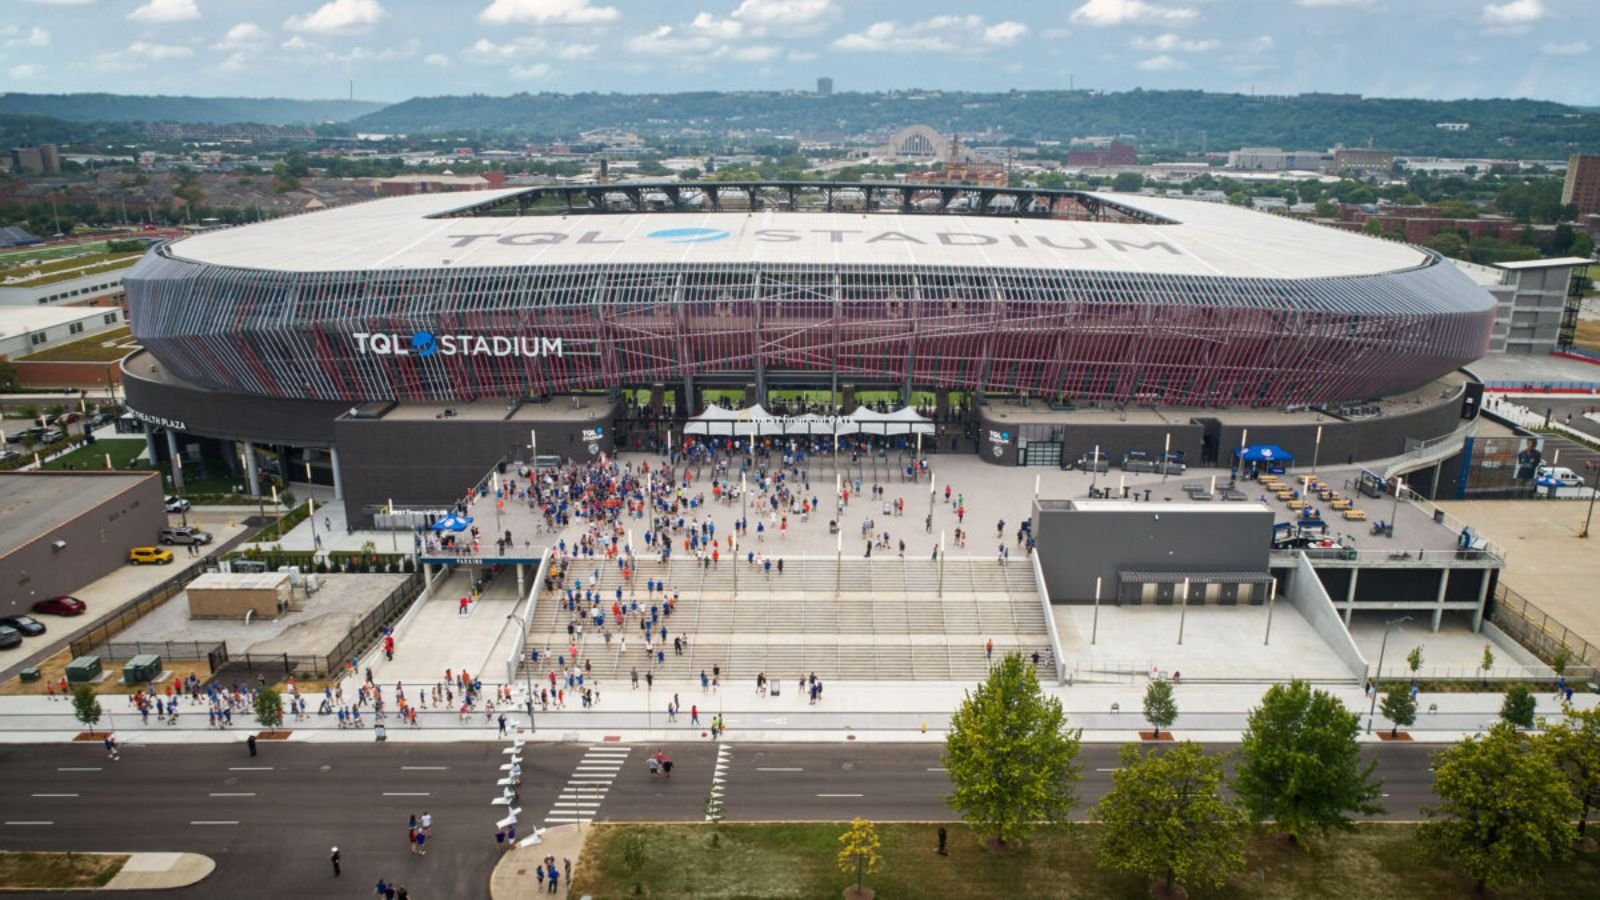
[574,822,1600,899]
[41,438,148,471]
[21,326,138,362]
[0,851,127,888]
[1575,319,1600,354]
[0,241,111,266]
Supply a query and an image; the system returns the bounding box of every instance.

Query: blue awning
[1232,444,1294,463]
[431,513,473,532]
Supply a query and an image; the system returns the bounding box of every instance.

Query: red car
[32,596,87,616]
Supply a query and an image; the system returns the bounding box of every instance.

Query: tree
[1406,646,1424,679]
[1111,172,1144,193]
[836,818,882,898]
[0,358,17,390]
[254,686,284,731]
[1094,742,1247,896]
[72,684,102,734]
[1499,685,1537,731]
[1363,219,1383,236]
[1543,706,1600,836]
[944,652,1082,851]
[1144,679,1177,739]
[1379,684,1416,738]
[1234,680,1384,845]
[1480,644,1495,683]
[1422,722,1577,894]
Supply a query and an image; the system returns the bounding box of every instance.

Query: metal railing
[68,640,226,669]
[69,568,207,659]
[1031,550,1067,686]
[1271,547,1502,565]
[506,548,551,684]
[1490,582,1600,673]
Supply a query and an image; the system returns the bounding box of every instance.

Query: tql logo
[646,227,730,244]
[353,332,564,358]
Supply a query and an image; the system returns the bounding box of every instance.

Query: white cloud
[1136,53,1184,71]
[219,51,248,72]
[1481,0,1545,25]
[832,16,1029,54]
[98,40,194,69]
[128,0,199,23]
[19,0,93,5]
[1541,39,1590,55]
[220,23,265,48]
[423,52,450,66]
[510,62,550,79]
[281,35,316,50]
[1246,35,1274,52]
[331,41,416,62]
[731,0,837,29]
[627,25,715,56]
[1131,33,1218,52]
[1,26,51,48]
[690,12,744,40]
[1295,0,1375,7]
[1069,0,1198,27]
[464,37,521,62]
[478,0,619,26]
[285,0,387,35]
[732,44,781,62]
[786,49,817,62]
[8,63,42,79]
[555,43,596,59]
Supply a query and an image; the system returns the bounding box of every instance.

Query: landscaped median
[571,822,1600,899]
[0,851,127,890]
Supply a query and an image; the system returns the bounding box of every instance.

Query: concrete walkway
[102,852,216,890]
[490,824,587,900]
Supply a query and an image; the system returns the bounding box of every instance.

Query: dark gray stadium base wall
[334,407,617,528]
[121,360,349,448]
[980,379,1468,469]
[0,473,165,616]
[1031,502,1273,603]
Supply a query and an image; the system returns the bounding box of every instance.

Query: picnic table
[1343,508,1367,521]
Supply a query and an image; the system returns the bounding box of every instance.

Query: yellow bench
[1286,499,1308,510]
[1331,498,1353,511]
[1343,509,1367,521]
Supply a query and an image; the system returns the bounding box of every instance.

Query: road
[0,740,1440,898]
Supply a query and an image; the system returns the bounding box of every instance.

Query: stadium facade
[120,183,1497,522]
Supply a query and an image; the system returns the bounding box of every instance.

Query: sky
[1,0,1597,106]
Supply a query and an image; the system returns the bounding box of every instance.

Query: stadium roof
[167,188,1430,280]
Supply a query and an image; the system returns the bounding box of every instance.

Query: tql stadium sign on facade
[353,331,565,359]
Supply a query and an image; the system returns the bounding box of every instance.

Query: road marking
[543,817,591,824]
[57,767,102,772]
[190,820,239,826]
[5,821,54,826]
[31,793,79,798]
[926,767,948,772]
[401,766,448,771]
[383,792,431,797]
[756,767,805,772]
[1094,768,1122,772]
[816,793,864,798]
[228,767,274,771]
[210,792,257,797]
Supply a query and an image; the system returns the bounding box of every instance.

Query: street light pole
[505,613,536,732]
[1581,461,1598,538]
[1366,615,1412,734]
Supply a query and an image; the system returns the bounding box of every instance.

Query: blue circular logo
[647,227,731,244]
[595,426,604,436]
[411,331,438,357]
[1001,432,1010,441]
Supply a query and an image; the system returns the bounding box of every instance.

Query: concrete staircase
[517,556,1055,684]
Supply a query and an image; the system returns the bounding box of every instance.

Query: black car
[0,614,46,636]
[0,625,22,650]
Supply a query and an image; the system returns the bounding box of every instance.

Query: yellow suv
[128,546,175,566]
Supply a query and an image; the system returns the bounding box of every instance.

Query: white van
[1536,465,1585,487]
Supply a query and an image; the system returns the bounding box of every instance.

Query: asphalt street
[0,740,1440,898]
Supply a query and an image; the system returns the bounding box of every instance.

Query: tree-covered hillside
[0,93,387,126]
[351,89,1600,158]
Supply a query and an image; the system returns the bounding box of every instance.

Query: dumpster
[122,654,162,685]
[19,667,41,683]
[65,656,102,683]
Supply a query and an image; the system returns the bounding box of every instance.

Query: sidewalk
[103,852,215,891]
[490,824,586,900]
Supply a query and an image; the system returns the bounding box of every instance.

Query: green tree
[1572,232,1594,260]
[0,358,16,389]
[1234,680,1384,845]
[1406,646,1424,678]
[254,686,284,731]
[944,652,1082,851]
[1314,199,1338,218]
[836,817,881,898]
[1143,679,1177,739]
[1363,219,1383,236]
[1111,172,1144,193]
[1543,706,1600,835]
[1094,742,1247,895]
[1379,684,1416,738]
[1480,644,1495,683]
[1422,722,1578,894]
[1500,685,1537,731]
[72,684,102,734]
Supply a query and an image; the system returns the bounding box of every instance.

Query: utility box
[122,654,162,685]
[65,655,102,683]
[187,572,291,620]
[19,667,41,683]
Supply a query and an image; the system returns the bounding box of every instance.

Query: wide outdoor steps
[518,556,1054,683]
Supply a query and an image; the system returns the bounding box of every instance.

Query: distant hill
[0,93,388,126]
[351,89,1600,158]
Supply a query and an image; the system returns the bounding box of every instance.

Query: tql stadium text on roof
[353,331,565,359]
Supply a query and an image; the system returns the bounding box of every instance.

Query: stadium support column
[1343,569,1359,625]
[1470,569,1490,632]
[1432,569,1449,632]
[242,441,260,498]
[165,429,184,494]
[145,431,159,474]
[330,447,344,501]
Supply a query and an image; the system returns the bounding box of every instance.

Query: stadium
[120,182,1498,521]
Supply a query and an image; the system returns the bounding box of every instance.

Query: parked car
[164,496,191,513]
[159,526,213,545]
[0,614,45,636]
[38,429,65,444]
[89,412,117,428]
[128,546,174,565]
[6,428,43,445]
[32,595,87,616]
[0,625,22,650]
[1536,465,1585,488]
[1074,450,1110,473]
[0,449,20,464]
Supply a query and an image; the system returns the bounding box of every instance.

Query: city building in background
[1563,153,1600,218]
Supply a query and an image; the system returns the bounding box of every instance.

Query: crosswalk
[544,745,631,825]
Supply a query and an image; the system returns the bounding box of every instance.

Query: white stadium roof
[168,188,1429,280]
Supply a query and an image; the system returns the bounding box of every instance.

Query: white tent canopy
[683,404,933,437]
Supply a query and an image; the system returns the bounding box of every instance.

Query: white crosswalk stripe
[542,745,631,826]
